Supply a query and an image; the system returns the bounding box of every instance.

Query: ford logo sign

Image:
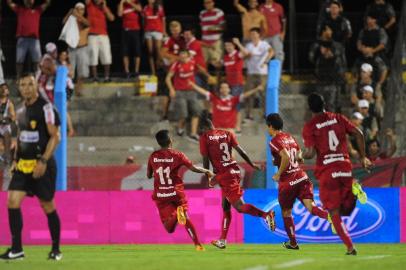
[262,193,386,242]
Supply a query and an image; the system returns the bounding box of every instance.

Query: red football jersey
[122,1,141,30]
[270,132,307,183]
[200,129,240,174]
[302,112,356,169]
[169,59,196,90]
[223,50,244,86]
[186,38,206,70]
[163,36,185,56]
[208,93,241,129]
[147,148,192,201]
[143,5,165,33]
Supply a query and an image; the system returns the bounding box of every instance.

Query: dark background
[0,0,403,76]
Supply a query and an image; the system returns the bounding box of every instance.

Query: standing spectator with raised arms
[143,0,166,75]
[6,0,51,79]
[86,0,115,83]
[234,0,268,43]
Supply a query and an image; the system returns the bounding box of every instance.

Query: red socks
[240,204,267,218]
[220,210,232,240]
[185,219,201,246]
[311,206,329,219]
[331,214,354,251]
[283,217,297,246]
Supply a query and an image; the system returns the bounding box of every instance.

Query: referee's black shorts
[9,158,57,202]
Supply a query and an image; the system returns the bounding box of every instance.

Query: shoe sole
[211,241,226,249]
[282,242,299,250]
[266,211,276,231]
[177,206,187,225]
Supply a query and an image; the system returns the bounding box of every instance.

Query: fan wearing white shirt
[234,28,274,120]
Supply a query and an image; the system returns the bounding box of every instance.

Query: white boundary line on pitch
[273,259,315,269]
[357,255,391,260]
[244,265,269,270]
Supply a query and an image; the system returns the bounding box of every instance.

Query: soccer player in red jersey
[266,113,329,250]
[189,81,263,132]
[301,93,372,255]
[199,117,276,249]
[147,130,214,251]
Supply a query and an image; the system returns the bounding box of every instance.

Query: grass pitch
[1,244,405,270]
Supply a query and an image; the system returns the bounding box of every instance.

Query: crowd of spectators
[310,0,397,161]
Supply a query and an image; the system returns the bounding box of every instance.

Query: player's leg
[212,197,231,249]
[302,199,328,219]
[0,190,26,260]
[156,201,178,233]
[232,198,275,231]
[329,208,356,255]
[299,180,328,219]
[281,208,299,250]
[176,201,204,251]
[340,179,357,216]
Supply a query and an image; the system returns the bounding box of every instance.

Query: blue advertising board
[244,188,400,243]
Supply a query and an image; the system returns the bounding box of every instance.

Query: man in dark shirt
[364,0,396,32]
[318,1,352,44]
[0,73,62,261]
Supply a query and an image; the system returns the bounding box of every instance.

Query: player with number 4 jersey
[199,117,276,250]
[301,93,372,255]
[266,113,329,250]
[147,130,215,251]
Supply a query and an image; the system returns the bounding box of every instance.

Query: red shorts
[316,163,355,211]
[154,192,188,224]
[278,178,314,210]
[215,171,243,204]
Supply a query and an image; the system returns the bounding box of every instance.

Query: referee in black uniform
[0,73,62,261]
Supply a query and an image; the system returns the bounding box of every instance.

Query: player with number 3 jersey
[147,130,214,251]
[199,117,276,250]
[301,93,372,255]
[266,113,329,250]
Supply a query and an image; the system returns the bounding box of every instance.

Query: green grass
[1,244,405,270]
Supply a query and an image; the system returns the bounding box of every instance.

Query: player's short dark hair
[308,93,325,113]
[266,113,283,130]
[200,117,213,130]
[249,27,261,34]
[155,130,171,147]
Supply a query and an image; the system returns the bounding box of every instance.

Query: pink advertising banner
[0,190,243,245]
[401,188,406,243]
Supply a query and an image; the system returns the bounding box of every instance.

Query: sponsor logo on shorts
[331,171,352,178]
[230,169,241,174]
[19,130,40,143]
[156,191,176,198]
[153,158,174,163]
[289,176,308,186]
[262,193,385,242]
[316,118,338,129]
[222,160,237,167]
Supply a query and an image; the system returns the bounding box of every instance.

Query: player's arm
[188,164,214,179]
[349,126,372,170]
[33,123,60,179]
[233,0,247,14]
[189,81,209,97]
[147,162,153,179]
[242,84,264,99]
[202,155,210,170]
[273,148,290,181]
[234,145,261,170]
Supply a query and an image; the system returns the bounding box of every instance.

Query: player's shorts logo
[262,192,385,242]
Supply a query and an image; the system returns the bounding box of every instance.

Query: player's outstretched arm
[234,145,261,170]
[242,85,264,99]
[273,148,289,181]
[189,165,215,179]
[350,127,373,170]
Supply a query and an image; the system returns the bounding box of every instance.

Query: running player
[199,117,275,249]
[301,93,372,255]
[147,130,214,251]
[266,113,329,250]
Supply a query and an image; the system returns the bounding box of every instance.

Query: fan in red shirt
[183,26,207,72]
[143,0,166,75]
[199,117,276,249]
[301,93,372,255]
[147,130,214,251]
[266,113,329,250]
[161,21,185,68]
[189,81,263,131]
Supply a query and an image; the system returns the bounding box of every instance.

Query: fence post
[54,66,68,191]
[266,60,281,189]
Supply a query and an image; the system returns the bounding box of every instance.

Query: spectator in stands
[260,0,286,62]
[309,39,345,112]
[118,0,142,78]
[357,12,388,59]
[350,63,376,105]
[317,1,352,45]
[165,49,213,142]
[189,81,263,132]
[86,0,115,83]
[199,0,225,67]
[366,128,397,161]
[7,0,51,79]
[37,42,57,103]
[143,0,166,75]
[63,2,90,96]
[358,99,378,141]
[361,85,383,125]
[233,29,273,121]
[317,0,342,29]
[183,26,207,86]
[0,41,4,85]
[125,155,136,165]
[233,0,268,43]
[365,0,396,32]
[161,21,185,69]
[0,83,15,164]
[353,55,388,95]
